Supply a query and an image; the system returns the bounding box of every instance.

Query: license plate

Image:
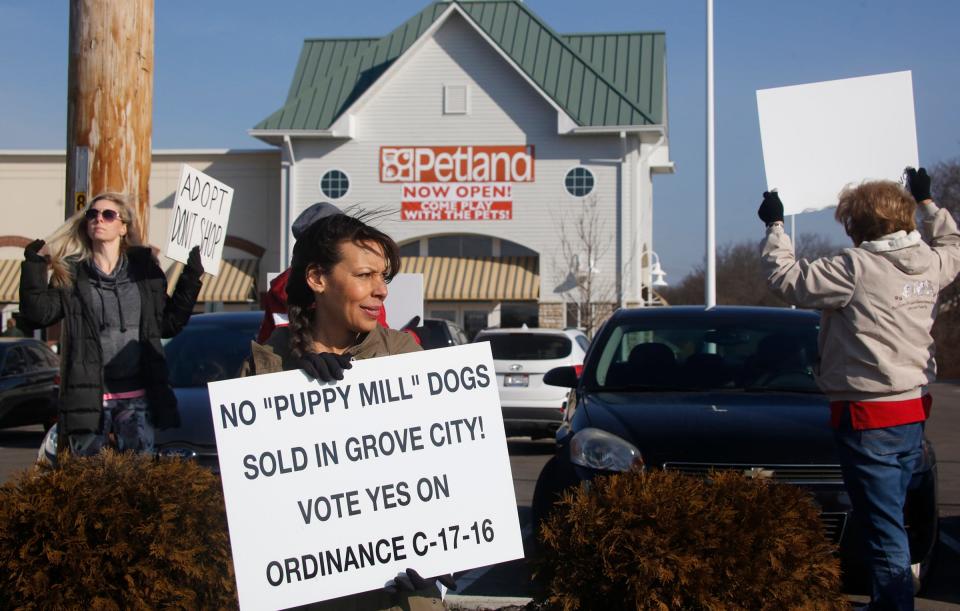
[504,374,529,387]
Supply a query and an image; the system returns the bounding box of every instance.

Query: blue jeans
[67,396,154,456]
[834,416,923,611]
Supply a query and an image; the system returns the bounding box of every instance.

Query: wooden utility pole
[66,0,154,240]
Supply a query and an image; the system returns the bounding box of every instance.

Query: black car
[0,338,59,430]
[40,311,261,471]
[408,317,469,350]
[533,306,938,590]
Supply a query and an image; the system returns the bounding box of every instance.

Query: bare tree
[660,233,844,306]
[931,157,960,221]
[553,195,618,337]
[930,158,960,377]
[930,158,960,306]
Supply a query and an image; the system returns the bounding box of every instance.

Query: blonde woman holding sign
[19,193,204,456]
[242,211,454,610]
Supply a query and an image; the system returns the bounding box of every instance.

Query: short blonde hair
[835,181,916,245]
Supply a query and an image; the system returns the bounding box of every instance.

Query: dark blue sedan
[533,306,939,592]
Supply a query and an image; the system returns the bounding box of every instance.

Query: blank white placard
[757,71,919,216]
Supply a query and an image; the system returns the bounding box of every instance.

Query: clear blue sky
[1,0,958,282]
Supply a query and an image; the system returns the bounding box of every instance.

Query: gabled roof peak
[253,0,665,135]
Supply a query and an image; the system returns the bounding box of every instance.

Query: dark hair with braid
[285,213,401,358]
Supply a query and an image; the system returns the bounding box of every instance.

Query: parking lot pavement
[917,382,960,609]
[0,425,44,483]
[449,439,552,606]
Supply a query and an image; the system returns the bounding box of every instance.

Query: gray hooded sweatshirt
[762,202,960,402]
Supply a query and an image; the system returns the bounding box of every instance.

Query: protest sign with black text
[165,164,234,275]
[207,343,523,611]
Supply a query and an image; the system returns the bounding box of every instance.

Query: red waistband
[829,394,931,430]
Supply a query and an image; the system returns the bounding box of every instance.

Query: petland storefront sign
[380,145,534,221]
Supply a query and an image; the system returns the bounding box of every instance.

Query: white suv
[473,327,589,438]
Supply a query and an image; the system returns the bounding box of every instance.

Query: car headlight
[569,427,643,472]
[37,423,58,467]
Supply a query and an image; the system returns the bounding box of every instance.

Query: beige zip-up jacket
[762,202,960,402]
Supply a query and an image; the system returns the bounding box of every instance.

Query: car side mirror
[544,365,578,388]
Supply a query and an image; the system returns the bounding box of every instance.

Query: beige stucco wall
[0,149,281,294]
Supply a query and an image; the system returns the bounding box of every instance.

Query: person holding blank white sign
[19,193,204,456]
[242,211,454,610]
[759,169,960,610]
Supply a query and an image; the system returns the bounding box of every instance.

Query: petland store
[0,1,671,336]
[251,0,673,337]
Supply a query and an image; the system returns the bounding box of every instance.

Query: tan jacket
[244,326,443,611]
[245,325,421,377]
[762,202,960,402]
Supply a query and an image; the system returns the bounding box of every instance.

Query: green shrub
[536,469,847,611]
[0,451,237,610]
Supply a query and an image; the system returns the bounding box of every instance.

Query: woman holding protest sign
[759,168,960,610]
[242,211,454,610]
[19,192,204,456]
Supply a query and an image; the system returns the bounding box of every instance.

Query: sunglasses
[85,208,121,223]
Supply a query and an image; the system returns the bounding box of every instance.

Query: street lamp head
[651,261,668,287]
[649,252,668,288]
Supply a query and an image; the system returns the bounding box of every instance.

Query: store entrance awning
[0,259,20,303]
[400,256,539,301]
[166,258,259,303]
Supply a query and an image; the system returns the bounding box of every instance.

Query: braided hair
[285,213,401,358]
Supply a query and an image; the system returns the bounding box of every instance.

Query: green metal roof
[285,38,379,103]
[254,0,665,132]
[562,33,666,123]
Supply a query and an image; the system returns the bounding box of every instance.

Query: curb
[445,594,533,610]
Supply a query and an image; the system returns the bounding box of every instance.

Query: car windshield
[586,318,820,393]
[480,333,572,360]
[165,319,259,387]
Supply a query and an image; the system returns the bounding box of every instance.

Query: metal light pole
[705,0,716,308]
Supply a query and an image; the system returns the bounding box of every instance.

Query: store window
[500,239,537,257]
[566,302,580,328]
[399,241,421,257]
[564,166,595,198]
[501,303,538,328]
[427,235,493,257]
[320,169,350,199]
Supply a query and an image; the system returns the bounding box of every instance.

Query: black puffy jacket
[19,247,202,435]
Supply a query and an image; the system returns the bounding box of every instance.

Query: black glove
[186,245,204,275]
[297,351,352,382]
[24,239,46,263]
[757,191,784,225]
[387,568,457,593]
[905,167,932,203]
